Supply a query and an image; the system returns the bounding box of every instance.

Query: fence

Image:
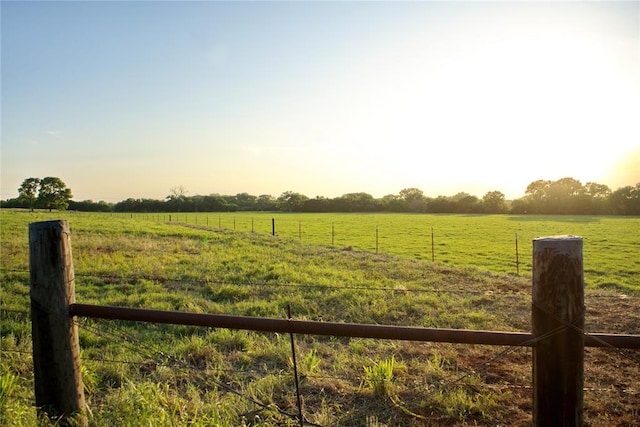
[121,212,639,287]
[28,220,640,426]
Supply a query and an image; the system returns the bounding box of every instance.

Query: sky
[1,1,639,203]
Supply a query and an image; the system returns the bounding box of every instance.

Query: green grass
[1,209,639,426]
[128,211,640,293]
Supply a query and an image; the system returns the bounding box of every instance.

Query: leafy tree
[199,194,236,212]
[38,177,72,211]
[256,194,277,211]
[524,179,551,212]
[584,182,611,199]
[582,182,611,214]
[18,177,41,211]
[482,191,507,213]
[609,183,640,215]
[333,193,377,212]
[277,191,308,212]
[521,177,588,214]
[380,194,404,212]
[454,194,481,213]
[301,196,331,212]
[398,188,427,212]
[68,200,112,212]
[233,193,258,211]
[429,196,455,213]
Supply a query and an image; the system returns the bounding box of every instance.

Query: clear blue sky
[2,1,638,202]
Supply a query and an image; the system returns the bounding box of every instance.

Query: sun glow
[299,9,640,197]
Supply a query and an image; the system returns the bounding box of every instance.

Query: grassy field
[1,210,639,426]
[132,212,640,293]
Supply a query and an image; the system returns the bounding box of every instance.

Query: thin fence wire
[2,305,637,426]
[72,315,533,426]
[3,216,638,424]
[72,317,322,426]
[3,268,638,301]
[0,268,535,298]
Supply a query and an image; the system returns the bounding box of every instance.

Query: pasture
[1,210,639,426]
[132,212,639,293]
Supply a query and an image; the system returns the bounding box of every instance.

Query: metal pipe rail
[69,303,640,349]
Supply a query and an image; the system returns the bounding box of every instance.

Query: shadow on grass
[506,215,601,224]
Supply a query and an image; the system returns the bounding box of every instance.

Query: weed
[363,356,395,397]
[300,349,321,377]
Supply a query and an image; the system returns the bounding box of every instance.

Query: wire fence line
[2,296,638,427]
[119,213,529,274]
[0,267,610,296]
[4,268,639,305]
[0,268,534,297]
[5,229,640,424]
[3,310,637,426]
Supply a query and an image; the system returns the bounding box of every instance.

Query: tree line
[2,176,639,215]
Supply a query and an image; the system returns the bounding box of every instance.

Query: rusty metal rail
[69,303,640,349]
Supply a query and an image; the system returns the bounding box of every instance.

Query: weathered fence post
[532,236,584,427]
[29,220,87,426]
[431,227,435,262]
[515,233,520,276]
[331,223,335,246]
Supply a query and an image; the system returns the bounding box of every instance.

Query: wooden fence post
[29,220,87,426]
[532,236,584,427]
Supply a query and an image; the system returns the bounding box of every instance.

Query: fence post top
[533,235,583,257]
[29,220,69,241]
[29,219,67,226]
[533,235,582,242]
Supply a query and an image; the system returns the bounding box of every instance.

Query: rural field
[1,210,639,426]
[132,211,640,293]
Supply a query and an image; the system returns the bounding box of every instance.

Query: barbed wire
[2,346,634,398]
[0,268,533,298]
[73,316,536,426]
[72,317,322,427]
[531,300,640,367]
[3,267,637,301]
[3,308,637,427]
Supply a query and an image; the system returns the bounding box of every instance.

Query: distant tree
[429,196,455,213]
[609,183,640,215]
[233,193,258,211]
[277,191,308,212]
[166,186,189,211]
[380,194,404,212]
[18,177,41,211]
[521,177,589,214]
[256,194,277,211]
[482,191,507,213]
[454,194,481,213]
[398,188,427,212]
[333,192,377,212]
[197,194,236,212]
[302,196,331,212]
[509,197,531,214]
[169,185,188,199]
[582,182,611,214]
[38,177,72,211]
[524,179,551,213]
[584,182,610,199]
[68,200,112,212]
